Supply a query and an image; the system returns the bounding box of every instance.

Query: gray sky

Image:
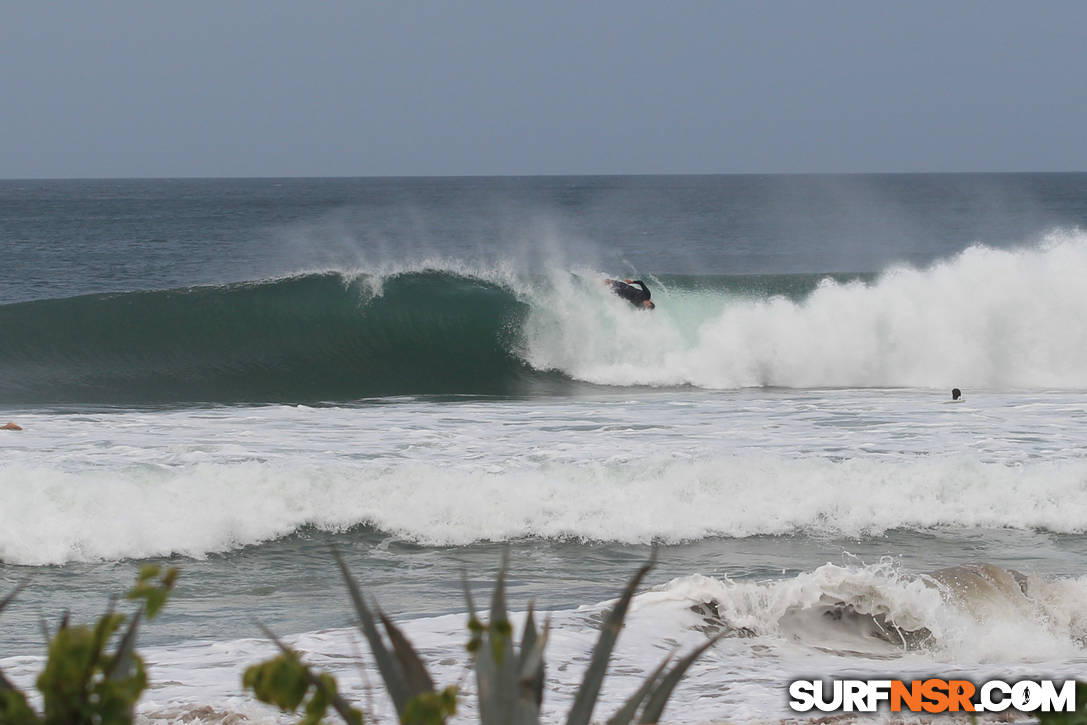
[2,1,1085,178]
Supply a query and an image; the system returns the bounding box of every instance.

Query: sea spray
[524,232,1087,389]
[4,235,1087,404]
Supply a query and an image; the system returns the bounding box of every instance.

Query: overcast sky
[2,1,1085,178]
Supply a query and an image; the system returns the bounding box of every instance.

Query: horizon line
[3,170,1087,182]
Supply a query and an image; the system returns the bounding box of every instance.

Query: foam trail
[4,456,1087,565]
[525,232,1087,389]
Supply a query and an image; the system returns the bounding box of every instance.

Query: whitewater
[2,175,1086,723]
[2,385,1087,566]
[526,233,1087,390]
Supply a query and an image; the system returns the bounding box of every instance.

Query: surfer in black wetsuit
[605,278,655,309]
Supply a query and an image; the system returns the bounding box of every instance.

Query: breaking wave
[4,455,1087,565]
[644,561,1087,662]
[3,233,1087,404]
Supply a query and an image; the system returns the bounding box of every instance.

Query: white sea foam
[5,562,1083,723]
[523,232,1087,389]
[640,562,1087,662]
[4,455,1087,565]
[3,378,1085,565]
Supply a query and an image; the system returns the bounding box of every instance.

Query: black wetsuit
[608,279,651,306]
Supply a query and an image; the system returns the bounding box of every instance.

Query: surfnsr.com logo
[788,679,1077,713]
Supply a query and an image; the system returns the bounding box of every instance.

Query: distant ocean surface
[2,174,1086,722]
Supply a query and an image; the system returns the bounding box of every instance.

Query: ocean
[1,174,1086,722]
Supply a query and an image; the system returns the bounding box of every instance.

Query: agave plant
[247,549,722,725]
[464,549,724,725]
[245,550,456,725]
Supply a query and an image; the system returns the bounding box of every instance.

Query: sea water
[1,175,1086,722]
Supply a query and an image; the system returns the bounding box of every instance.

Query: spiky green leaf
[565,549,657,725]
[105,609,142,682]
[637,632,725,724]
[378,609,436,696]
[0,579,28,619]
[477,550,517,725]
[517,604,544,710]
[333,547,411,714]
[512,618,550,725]
[605,651,674,725]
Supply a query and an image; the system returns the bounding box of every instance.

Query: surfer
[952,388,962,401]
[1,421,22,431]
[605,278,655,309]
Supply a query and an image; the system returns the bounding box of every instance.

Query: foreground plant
[0,565,178,725]
[245,549,722,724]
[242,636,364,725]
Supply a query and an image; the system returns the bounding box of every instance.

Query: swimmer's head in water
[952,388,962,400]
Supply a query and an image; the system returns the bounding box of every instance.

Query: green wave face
[0,269,890,405]
[0,272,560,404]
